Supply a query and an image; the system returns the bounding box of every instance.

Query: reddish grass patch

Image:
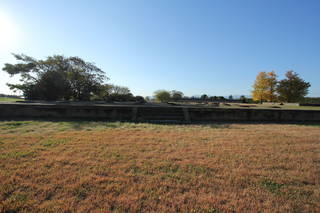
[0,121,319,212]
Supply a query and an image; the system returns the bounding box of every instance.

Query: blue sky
[0,0,319,97]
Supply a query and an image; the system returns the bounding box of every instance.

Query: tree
[154,90,171,102]
[218,96,225,101]
[103,84,134,102]
[109,85,131,95]
[3,54,107,101]
[35,70,71,100]
[252,71,278,103]
[265,71,278,102]
[277,71,310,103]
[240,95,247,103]
[171,90,184,101]
[228,95,233,100]
[200,94,208,100]
[92,84,113,100]
[210,96,218,101]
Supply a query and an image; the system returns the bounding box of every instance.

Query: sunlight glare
[0,11,20,50]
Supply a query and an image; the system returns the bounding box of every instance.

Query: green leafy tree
[201,94,208,100]
[3,54,107,101]
[154,90,171,102]
[240,95,247,103]
[92,84,113,100]
[277,71,310,103]
[210,96,218,101]
[109,85,131,95]
[107,85,133,101]
[171,90,184,101]
[218,96,225,101]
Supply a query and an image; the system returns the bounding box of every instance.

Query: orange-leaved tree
[252,71,278,103]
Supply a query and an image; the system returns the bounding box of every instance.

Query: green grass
[218,103,320,110]
[261,179,285,194]
[171,101,320,110]
[41,137,71,147]
[0,120,206,134]
[0,97,23,102]
[0,150,35,159]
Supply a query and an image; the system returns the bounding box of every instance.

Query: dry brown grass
[0,121,319,212]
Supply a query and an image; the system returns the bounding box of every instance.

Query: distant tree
[200,94,208,100]
[109,85,131,95]
[228,95,233,100]
[277,71,310,103]
[134,96,146,103]
[92,84,113,100]
[171,90,184,101]
[154,90,171,102]
[107,93,134,102]
[252,71,278,103]
[93,84,134,101]
[265,71,278,102]
[183,95,190,99]
[102,84,134,102]
[240,95,247,103]
[211,96,218,101]
[208,96,215,101]
[3,54,107,101]
[300,97,320,104]
[252,72,268,103]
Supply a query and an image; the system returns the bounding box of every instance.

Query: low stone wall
[300,103,320,107]
[0,103,320,122]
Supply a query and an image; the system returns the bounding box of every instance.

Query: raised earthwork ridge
[0,102,320,123]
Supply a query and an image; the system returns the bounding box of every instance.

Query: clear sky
[0,0,319,97]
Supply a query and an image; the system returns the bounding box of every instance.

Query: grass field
[219,103,320,111]
[175,102,320,111]
[0,97,23,102]
[0,121,319,212]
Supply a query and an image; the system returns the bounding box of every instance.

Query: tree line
[2,54,313,104]
[252,71,310,103]
[152,90,235,103]
[154,71,311,104]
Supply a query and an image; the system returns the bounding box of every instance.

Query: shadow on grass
[0,118,319,131]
